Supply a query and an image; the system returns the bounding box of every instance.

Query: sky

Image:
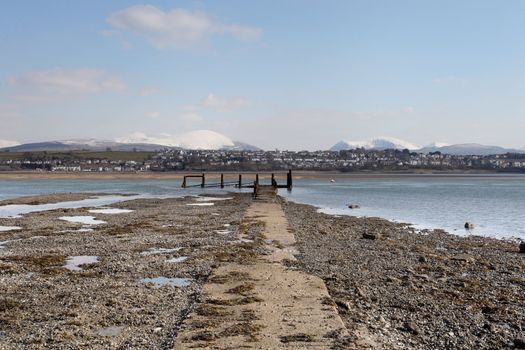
[1,0,525,150]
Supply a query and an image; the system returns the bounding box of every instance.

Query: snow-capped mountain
[0,130,260,152]
[331,137,419,151]
[331,137,525,155]
[0,139,20,148]
[116,130,260,151]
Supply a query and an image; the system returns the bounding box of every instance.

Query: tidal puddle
[60,216,107,225]
[98,326,123,337]
[64,256,99,271]
[141,277,192,288]
[166,256,188,263]
[186,203,215,206]
[140,247,181,256]
[0,226,21,232]
[0,195,141,218]
[194,196,233,202]
[89,208,134,214]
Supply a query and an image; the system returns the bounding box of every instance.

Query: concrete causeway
[174,190,348,349]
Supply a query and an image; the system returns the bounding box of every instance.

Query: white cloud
[0,139,20,148]
[9,68,127,95]
[202,93,250,112]
[107,5,262,49]
[179,112,203,123]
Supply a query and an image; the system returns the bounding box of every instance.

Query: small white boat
[330,179,336,183]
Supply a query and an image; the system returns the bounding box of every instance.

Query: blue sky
[1,0,524,150]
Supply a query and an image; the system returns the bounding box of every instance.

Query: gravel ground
[0,193,251,349]
[282,199,525,349]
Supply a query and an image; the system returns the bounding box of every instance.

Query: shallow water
[166,256,188,263]
[141,277,192,288]
[1,176,524,239]
[194,196,233,202]
[64,256,99,271]
[186,202,215,206]
[0,195,141,218]
[60,216,107,225]
[88,208,134,214]
[140,247,181,256]
[280,175,525,239]
[98,326,123,337]
[0,226,21,232]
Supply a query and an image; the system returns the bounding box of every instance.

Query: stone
[347,204,360,209]
[418,256,427,263]
[451,254,474,263]
[403,321,420,335]
[335,299,352,312]
[464,222,474,229]
[519,242,525,254]
[362,232,377,240]
[514,337,525,349]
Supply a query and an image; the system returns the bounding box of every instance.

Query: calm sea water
[0,175,524,239]
[280,175,525,240]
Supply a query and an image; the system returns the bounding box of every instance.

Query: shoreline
[282,199,525,349]
[1,170,524,180]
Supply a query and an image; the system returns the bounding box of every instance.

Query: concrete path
[174,191,348,349]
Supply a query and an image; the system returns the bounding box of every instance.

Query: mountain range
[2,132,524,155]
[331,138,525,155]
[0,130,260,152]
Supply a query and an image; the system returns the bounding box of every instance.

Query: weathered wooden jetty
[181,170,293,192]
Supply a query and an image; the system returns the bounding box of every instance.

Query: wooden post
[220,173,224,188]
[255,174,259,186]
[238,174,242,188]
[182,176,186,188]
[287,169,292,191]
[201,173,205,188]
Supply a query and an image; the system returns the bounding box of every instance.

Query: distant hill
[331,137,418,151]
[417,143,525,156]
[0,132,261,153]
[331,137,525,155]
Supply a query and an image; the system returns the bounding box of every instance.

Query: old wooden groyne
[181,170,293,192]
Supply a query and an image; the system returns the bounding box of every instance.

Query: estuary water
[0,175,524,239]
[281,174,525,240]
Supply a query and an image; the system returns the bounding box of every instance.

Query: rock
[403,321,420,335]
[514,337,525,349]
[335,299,352,312]
[418,256,427,263]
[464,222,474,229]
[362,232,377,240]
[451,254,474,263]
[347,204,360,209]
[519,242,525,254]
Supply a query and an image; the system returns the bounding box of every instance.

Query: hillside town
[1,149,525,173]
